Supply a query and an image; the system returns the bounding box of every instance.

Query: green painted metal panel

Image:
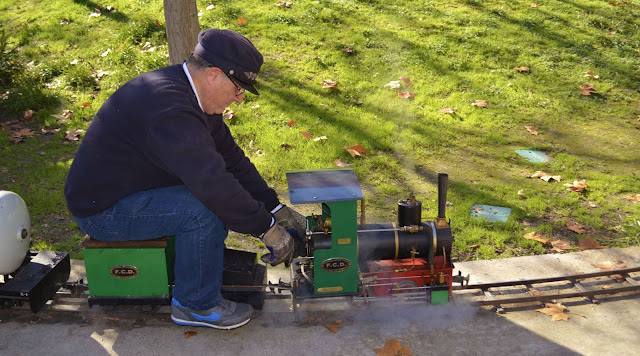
[314,201,359,294]
[84,246,171,297]
[431,290,450,305]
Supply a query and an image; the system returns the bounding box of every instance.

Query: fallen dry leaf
[472,100,488,108]
[524,232,549,244]
[540,175,561,182]
[584,71,600,79]
[65,129,84,141]
[52,109,75,121]
[280,143,292,149]
[322,80,339,89]
[343,144,369,158]
[397,91,415,99]
[384,81,401,89]
[578,237,607,251]
[275,1,293,8]
[24,109,34,120]
[342,47,353,53]
[551,240,572,252]
[305,316,315,324]
[537,303,569,321]
[624,194,640,203]
[223,109,235,120]
[529,289,544,296]
[141,42,156,53]
[514,66,530,72]
[185,330,197,338]
[88,9,101,18]
[81,102,91,108]
[566,222,587,234]
[374,338,412,356]
[612,274,625,282]
[93,69,110,78]
[601,285,613,289]
[593,261,626,271]
[300,131,313,139]
[441,107,455,114]
[11,128,35,138]
[237,18,247,25]
[600,267,626,282]
[287,120,296,127]
[399,77,412,85]
[517,189,524,196]
[579,84,597,96]
[524,125,539,135]
[564,179,588,194]
[529,171,561,182]
[530,3,539,7]
[313,136,327,141]
[41,128,60,134]
[325,323,339,333]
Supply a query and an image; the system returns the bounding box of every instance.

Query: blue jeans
[73,185,227,310]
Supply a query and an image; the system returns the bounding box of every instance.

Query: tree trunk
[163,0,200,65]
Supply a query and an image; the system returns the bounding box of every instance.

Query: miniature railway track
[2,268,639,322]
[454,266,640,313]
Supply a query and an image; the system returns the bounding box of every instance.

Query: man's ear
[206,67,224,84]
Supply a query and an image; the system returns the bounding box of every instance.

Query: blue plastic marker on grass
[470,204,512,223]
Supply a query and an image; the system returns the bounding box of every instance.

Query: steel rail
[453,266,640,290]
[455,267,640,307]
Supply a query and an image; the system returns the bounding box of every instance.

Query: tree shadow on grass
[72,0,130,23]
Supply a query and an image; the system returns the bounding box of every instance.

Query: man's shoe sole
[171,315,251,330]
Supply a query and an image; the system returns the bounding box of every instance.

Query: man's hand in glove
[273,205,306,238]
[261,223,294,267]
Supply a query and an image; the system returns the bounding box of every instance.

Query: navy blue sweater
[64,64,278,236]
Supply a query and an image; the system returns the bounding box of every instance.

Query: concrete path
[1,247,639,356]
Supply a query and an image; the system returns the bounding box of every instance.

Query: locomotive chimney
[436,173,449,229]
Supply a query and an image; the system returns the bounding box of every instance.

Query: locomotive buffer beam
[0,251,70,313]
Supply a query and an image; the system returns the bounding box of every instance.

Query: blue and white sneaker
[171,298,254,330]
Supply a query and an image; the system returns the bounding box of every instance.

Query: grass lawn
[1,0,639,260]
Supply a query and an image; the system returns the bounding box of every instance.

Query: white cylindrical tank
[0,191,31,275]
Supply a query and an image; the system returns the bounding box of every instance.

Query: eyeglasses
[225,73,246,96]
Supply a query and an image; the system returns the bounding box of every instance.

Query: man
[65,29,303,330]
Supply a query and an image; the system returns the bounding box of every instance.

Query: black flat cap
[195,29,263,95]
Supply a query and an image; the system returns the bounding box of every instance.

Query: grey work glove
[274,205,306,238]
[260,223,294,267]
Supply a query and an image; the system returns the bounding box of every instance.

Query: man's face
[202,68,245,115]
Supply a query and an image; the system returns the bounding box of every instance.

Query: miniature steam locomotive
[286,169,456,313]
[0,169,459,315]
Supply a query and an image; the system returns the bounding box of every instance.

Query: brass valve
[399,225,424,233]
